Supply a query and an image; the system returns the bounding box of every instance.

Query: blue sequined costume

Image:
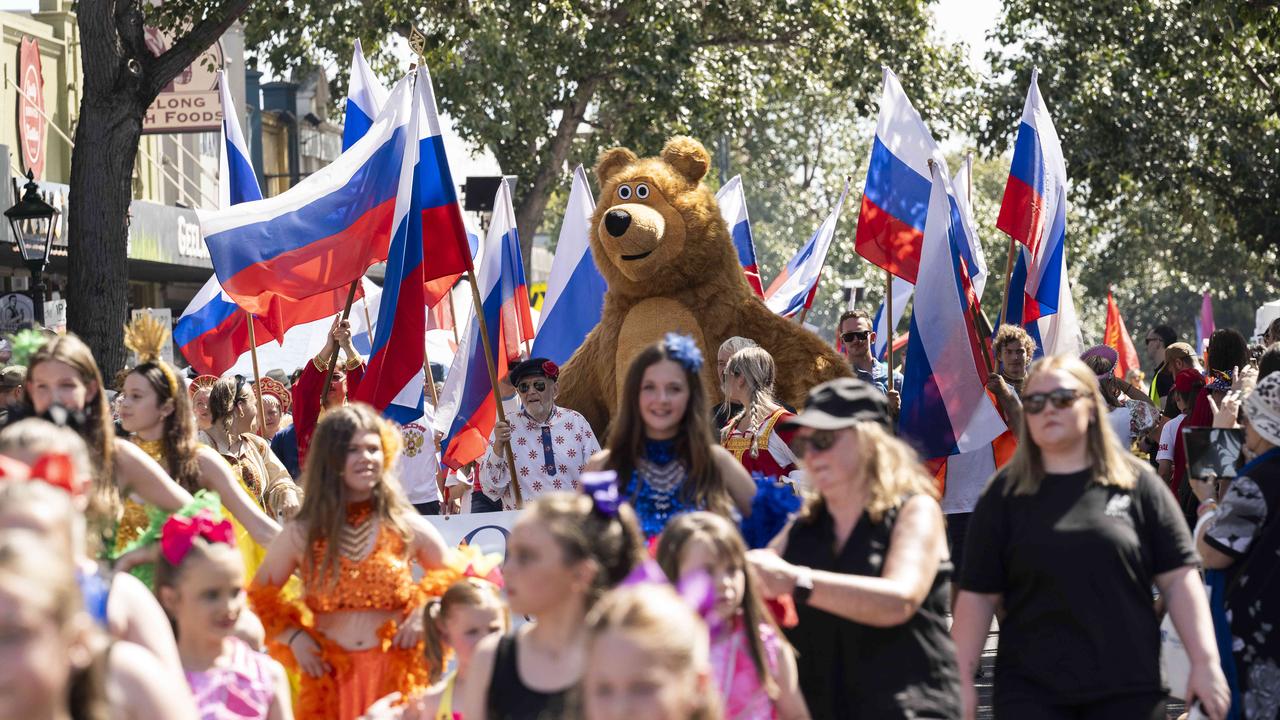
[625,438,699,538]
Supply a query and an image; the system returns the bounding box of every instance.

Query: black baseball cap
[780,377,890,430]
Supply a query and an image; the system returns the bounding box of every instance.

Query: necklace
[338,501,376,562]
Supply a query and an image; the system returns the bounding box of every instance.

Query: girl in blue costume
[586,333,755,539]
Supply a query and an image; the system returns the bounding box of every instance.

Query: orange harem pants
[295,635,430,720]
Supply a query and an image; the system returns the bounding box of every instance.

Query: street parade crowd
[0,310,1277,720]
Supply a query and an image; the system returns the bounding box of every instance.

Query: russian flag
[351,66,443,423]
[434,180,535,469]
[764,178,851,318]
[530,165,606,367]
[899,160,1006,458]
[998,69,1080,356]
[343,39,389,152]
[854,68,982,285]
[177,73,359,374]
[716,176,765,297]
[199,74,419,326]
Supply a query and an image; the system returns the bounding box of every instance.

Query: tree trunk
[67,96,144,378]
[514,77,600,264]
[68,0,253,378]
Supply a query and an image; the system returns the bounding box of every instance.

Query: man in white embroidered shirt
[482,357,600,509]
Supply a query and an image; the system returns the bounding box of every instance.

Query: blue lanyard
[1239,447,1280,477]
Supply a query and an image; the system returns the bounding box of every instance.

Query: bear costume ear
[595,147,639,185]
[660,136,710,183]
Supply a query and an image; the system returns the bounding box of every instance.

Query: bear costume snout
[604,209,631,237]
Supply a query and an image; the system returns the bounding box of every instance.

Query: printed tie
[540,426,557,476]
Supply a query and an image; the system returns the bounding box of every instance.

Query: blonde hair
[722,347,783,447]
[583,584,718,720]
[423,578,508,684]
[1003,355,1141,496]
[800,421,939,524]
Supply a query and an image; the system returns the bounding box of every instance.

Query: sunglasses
[516,380,548,394]
[790,429,839,458]
[840,330,871,344]
[1023,388,1083,414]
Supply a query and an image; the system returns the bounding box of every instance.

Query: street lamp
[4,170,59,326]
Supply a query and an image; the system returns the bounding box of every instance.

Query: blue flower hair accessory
[662,333,704,373]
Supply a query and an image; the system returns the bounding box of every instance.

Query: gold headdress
[123,314,180,398]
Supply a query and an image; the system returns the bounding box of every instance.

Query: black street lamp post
[5,170,59,327]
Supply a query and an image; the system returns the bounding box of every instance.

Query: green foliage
[980,0,1280,344]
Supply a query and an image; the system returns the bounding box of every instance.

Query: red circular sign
[18,37,46,181]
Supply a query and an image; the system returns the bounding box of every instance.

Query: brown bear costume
[557,136,850,435]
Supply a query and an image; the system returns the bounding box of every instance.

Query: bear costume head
[591,137,739,298]
[555,136,850,436]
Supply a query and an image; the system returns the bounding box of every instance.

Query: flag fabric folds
[873,277,915,361]
[1104,290,1140,380]
[351,67,438,423]
[899,161,1006,458]
[998,69,1071,355]
[343,39,389,152]
[200,75,417,324]
[854,68,980,284]
[435,181,535,469]
[716,175,765,297]
[765,178,851,318]
[217,71,260,208]
[530,165,606,366]
[1195,292,1215,354]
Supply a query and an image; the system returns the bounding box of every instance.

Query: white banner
[425,510,520,558]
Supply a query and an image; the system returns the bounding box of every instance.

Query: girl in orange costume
[249,404,455,720]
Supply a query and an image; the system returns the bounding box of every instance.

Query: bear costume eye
[617,185,632,200]
[635,183,649,199]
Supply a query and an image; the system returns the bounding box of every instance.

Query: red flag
[1104,291,1140,380]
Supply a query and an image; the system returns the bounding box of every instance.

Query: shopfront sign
[142,26,224,134]
[17,37,46,180]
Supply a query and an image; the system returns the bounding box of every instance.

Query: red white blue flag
[764,178,851,318]
[899,160,1005,458]
[434,180,535,469]
[716,175,765,297]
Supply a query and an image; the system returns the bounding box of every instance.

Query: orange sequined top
[302,503,419,614]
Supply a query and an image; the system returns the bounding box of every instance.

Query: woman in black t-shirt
[952,355,1230,720]
[747,377,960,719]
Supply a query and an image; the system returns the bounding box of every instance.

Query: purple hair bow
[581,470,620,517]
[622,559,721,634]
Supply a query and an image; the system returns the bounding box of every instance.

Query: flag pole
[447,281,461,346]
[320,279,362,409]
[885,268,894,374]
[245,313,270,437]
[998,238,1017,329]
[464,273,524,507]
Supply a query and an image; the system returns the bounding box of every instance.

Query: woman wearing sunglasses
[746,377,961,719]
[952,355,1229,720]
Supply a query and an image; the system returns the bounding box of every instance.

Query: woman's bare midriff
[314,608,400,651]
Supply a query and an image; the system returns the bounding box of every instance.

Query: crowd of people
[0,309,1278,720]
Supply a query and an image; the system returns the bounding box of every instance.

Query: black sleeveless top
[485,632,570,720]
[782,501,961,719]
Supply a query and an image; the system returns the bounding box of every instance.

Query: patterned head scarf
[1244,372,1280,448]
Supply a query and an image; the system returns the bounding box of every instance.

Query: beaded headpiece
[257,376,292,413]
[188,374,218,396]
[123,314,180,398]
[662,333,704,373]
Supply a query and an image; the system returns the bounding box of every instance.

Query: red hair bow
[160,511,235,565]
[29,454,81,496]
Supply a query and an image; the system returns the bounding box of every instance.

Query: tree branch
[144,0,256,101]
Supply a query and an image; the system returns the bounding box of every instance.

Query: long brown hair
[1003,355,1141,496]
[606,342,730,516]
[422,578,508,684]
[24,334,119,535]
[295,403,414,584]
[207,376,249,435]
[525,492,646,607]
[657,512,785,699]
[129,363,201,493]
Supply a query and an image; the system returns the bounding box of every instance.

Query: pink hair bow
[160,510,235,565]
